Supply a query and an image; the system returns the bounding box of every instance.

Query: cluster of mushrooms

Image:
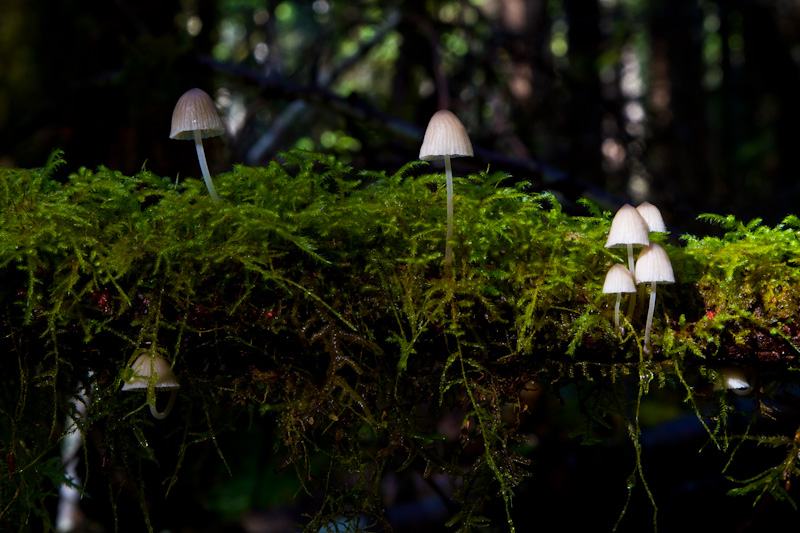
[602,203,674,354]
[601,205,754,393]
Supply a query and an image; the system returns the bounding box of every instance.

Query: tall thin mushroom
[170,88,225,203]
[419,110,474,266]
[634,243,675,354]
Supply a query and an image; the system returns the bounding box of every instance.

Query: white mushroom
[636,202,667,233]
[170,88,225,203]
[602,264,636,331]
[714,367,753,396]
[122,351,180,419]
[419,110,474,266]
[634,243,675,354]
[605,204,650,280]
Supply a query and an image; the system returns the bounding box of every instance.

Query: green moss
[1,151,800,531]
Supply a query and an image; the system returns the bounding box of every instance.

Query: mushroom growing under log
[121,351,181,419]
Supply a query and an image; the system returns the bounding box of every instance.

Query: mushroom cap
[121,352,180,391]
[602,264,636,294]
[714,366,752,395]
[169,88,224,140]
[634,243,675,284]
[605,204,650,248]
[419,110,474,161]
[636,201,667,233]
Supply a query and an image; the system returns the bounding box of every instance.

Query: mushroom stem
[194,129,220,203]
[644,281,657,354]
[614,293,622,330]
[626,243,635,278]
[444,154,454,266]
[625,243,637,320]
[149,389,178,420]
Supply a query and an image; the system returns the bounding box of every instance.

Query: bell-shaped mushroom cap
[605,204,650,248]
[634,243,675,284]
[419,110,474,161]
[121,352,180,391]
[602,264,636,294]
[169,88,224,140]
[636,202,667,233]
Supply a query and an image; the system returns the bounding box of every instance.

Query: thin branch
[245,10,402,164]
[200,65,626,210]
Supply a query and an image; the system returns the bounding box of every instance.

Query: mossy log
[1,151,799,531]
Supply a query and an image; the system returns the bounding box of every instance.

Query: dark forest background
[3,0,800,235]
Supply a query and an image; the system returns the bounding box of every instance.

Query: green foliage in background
[1,151,800,531]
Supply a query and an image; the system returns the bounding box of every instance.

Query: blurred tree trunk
[565,0,603,188]
[739,2,800,221]
[648,0,708,222]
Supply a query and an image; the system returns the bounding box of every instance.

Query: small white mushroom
[170,88,225,203]
[419,110,474,266]
[635,243,675,354]
[636,202,667,233]
[602,264,636,331]
[122,352,180,419]
[714,367,753,396]
[605,204,650,280]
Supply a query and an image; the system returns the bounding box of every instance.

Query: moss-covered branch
[1,151,798,531]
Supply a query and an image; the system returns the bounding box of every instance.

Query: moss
[1,150,800,531]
